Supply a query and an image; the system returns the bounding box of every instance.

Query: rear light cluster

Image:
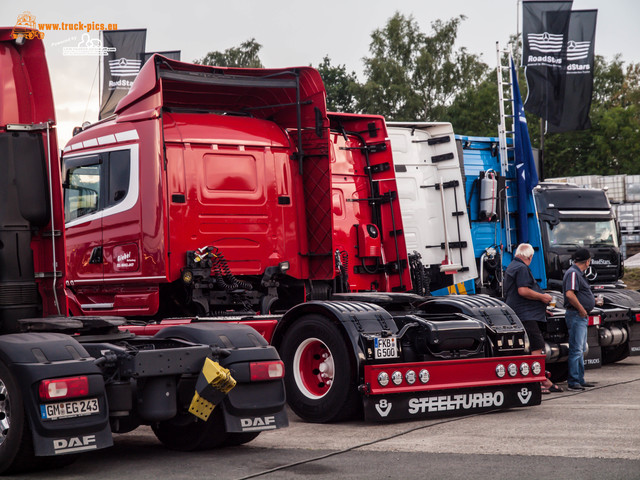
[635,313,640,323]
[39,376,89,401]
[588,315,602,326]
[377,368,430,387]
[495,361,542,379]
[250,361,285,381]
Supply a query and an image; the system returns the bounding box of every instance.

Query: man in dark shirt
[563,248,596,391]
[504,243,561,393]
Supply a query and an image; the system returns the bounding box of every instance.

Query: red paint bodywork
[328,112,411,293]
[64,56,411,316]
[0,28,68,317]
[61,54,542,404]
[124,317,279,343]
[364,355,546,395]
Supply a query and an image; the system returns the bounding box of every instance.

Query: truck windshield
[545,219,618,248]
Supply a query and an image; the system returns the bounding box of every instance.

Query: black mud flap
[363,383,542,422]
[223,408,288,433]
[629,322,640,356]
[585,326,602,369]
[31,423,113,456]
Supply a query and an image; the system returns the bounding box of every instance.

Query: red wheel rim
[293,337,334,399]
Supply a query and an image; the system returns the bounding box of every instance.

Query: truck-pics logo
[11,11,44,39]
[63,33,116,57]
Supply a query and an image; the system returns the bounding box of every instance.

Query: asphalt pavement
[15,356,640,480]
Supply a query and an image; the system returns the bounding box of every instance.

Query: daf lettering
[53,435,97,454]
[241,416,276,430]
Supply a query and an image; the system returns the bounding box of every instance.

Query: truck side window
[108,150,130,206]
[65,162,101,222]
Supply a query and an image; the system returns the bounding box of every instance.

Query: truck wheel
[224,432,260,446]
[280,315,360,423]
[0,361,35,474]
[152,405,228,451]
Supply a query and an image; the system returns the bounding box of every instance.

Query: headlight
[520,363,530,376]
[419,369,430,384]
[508,363,518,377]
[531,361,542,376]
[378,372,389,387]
[405,370,416,385]
[391,371,403,386]
[496,364,506,378]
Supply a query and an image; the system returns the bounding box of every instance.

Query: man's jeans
[565,309,588,386]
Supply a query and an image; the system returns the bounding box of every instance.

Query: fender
[419,294,529,355]
[0,333,112,456]
[271,300,399,374]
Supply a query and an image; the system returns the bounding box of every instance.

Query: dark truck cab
[534,182,640,362]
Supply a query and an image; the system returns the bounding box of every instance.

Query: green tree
[357,13,488,121]
[442,75,498,136]
[195,38,263,67]
[315,56,359,112]
[443,37,541,141]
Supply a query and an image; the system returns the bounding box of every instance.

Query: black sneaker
[581,382,596,388]
[567,384,585,391]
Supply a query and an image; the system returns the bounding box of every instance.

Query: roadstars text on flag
[522,0,573,125]
[546,10,598,133]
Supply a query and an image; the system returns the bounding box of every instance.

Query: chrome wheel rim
[0,380,11,446]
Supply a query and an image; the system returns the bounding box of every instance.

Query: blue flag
[511,57,539,243]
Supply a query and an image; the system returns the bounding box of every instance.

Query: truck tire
[279,315,360,423]
[152,405,228,451]
[0,361,35,474]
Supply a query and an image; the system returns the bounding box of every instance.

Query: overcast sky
[3,0,639,147]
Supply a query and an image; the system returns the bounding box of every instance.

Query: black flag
[546,10,597,133]
[100,29,147,119]
[144,50,181,64]
[522,0,573,124]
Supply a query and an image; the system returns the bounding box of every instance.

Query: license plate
[374,337,398,359]
[40,398,100,420]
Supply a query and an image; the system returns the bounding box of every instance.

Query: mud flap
[222,408,288,433]
[585,326,602,369]
[30,423,113,456]
[629,322,640,356]
[363,383,542,422]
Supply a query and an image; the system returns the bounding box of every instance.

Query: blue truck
[389,123,640,379]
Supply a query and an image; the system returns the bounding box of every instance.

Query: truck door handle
[89,246,103,264]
